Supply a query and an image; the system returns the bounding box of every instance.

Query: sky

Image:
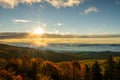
[0,0,120,35]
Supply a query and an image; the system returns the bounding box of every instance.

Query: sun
[33,27,44,35]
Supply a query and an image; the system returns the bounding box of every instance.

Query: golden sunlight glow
[27,27,47,46]
[33,27,44,35]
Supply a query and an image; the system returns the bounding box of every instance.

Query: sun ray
[27,27,48,47]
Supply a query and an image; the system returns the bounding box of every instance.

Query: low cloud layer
[81,6,99,14]
[0,0,83,9]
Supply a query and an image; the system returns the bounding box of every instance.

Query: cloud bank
[81,6,99,14]
[0,0,83,9]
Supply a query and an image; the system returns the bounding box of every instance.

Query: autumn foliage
[0,56,120,80]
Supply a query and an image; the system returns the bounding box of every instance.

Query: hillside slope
[0,44,120,62]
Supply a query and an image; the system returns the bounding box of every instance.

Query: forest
[0,55,120,80]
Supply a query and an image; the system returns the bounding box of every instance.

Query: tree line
[0,56,120,80]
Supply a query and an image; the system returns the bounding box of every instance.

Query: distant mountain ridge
[0,32,120,39]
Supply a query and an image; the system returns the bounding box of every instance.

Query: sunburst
[33,27,44,35]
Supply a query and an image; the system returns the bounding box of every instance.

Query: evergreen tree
[84,64,90,80]
[91,61,103,80]
[104,56,115,80]
[115,59,120,80]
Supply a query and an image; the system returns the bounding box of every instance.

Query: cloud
[81,6,99,14]
[0,0,42,8]
[13,19,31,23]
[0,0,83,9]
[40,4,45,9]
[55,22,62,27]
[20,0,42,4]
[38,23,47,27]
[0,0,18,8]
[45,0,83,8]
[53,30,70,35]
[54,30,60,34]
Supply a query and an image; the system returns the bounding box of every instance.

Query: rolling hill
[0,44,120,62]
